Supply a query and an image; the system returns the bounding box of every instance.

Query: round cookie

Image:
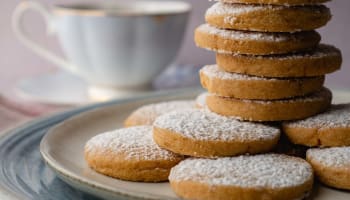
[283,104,350,147]
[153,109,280,157]
[206,2,331,32]
[219,0,330,6]
[206,87,332,122]
[200,64,325,100]
[195,24,321,55]
[195,92,208,108]
[216,44,342,78]
[84,126,184,182]
[306,147,350,190]
[124,100,195,127]
[169,154,314,200]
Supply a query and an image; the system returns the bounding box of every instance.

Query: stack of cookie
[84,0,350,199]
[195,0,342,121]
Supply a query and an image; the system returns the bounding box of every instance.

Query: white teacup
[12,1,191,98]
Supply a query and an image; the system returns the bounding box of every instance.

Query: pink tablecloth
[0,94,68,131]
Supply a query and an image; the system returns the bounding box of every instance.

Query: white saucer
[14,64,201,106]
[15,71,93,106]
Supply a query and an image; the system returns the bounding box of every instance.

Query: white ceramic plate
[40,90,350,200]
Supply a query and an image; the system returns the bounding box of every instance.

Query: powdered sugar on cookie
[126,100,195,125]
[285,104,350,128]
[206,2,329,27]
[85,126,182,161]
[154,109,280,141]
[307,147,350,167]
[201,65,279,81]
[212,87,331,105]
[206,2,264,16]
[217,0,329,6]
[197,24,298,42]
[232,44,341,61]
[169,154,313,188]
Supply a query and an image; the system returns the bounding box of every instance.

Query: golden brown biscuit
[206,2,331,32]
[124,100,195,127]
[169,154,314,200]
[283,104,350,147]
[206,87,332,122]
[153,109,280,158]
[200,65,324,100]
[219,0,330,5]
[307,147,350,190]
[84,126,184,182]
[195,24,321,55]
[216,44,342,78]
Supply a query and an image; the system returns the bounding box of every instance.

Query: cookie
[216,44,342,78]
[195,24,321,55]
[195,92,208,108]
[124,100,195,127]
[206,2,331,32]
[200,65,324,100]
[306,147,350,190]
[153,109,280,158]
[169,154,313,200]
[283,104,350,147]
[206,87,332,121]
[84,126,184,182]
[218,0,330,6]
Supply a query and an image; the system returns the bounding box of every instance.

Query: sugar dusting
[85,126,182,161]
[201,64,278,81]
[211,87,332,105]
[197,24,304,42]
[169,154,313,188]
[127,100,195,125]
[307,147,350,167]
[217,0,328,6]
[206,2,264,16]
[228,44,341,60]
[285,104,350,128]
[206,2,329,26]
[154,109,280,141]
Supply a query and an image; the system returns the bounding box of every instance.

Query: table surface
[0,94,68,131]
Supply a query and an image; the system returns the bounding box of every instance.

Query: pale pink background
[1,0,350,93]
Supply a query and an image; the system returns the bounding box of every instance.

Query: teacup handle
[12,1,77,73]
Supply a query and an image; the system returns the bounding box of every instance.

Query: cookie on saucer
[216,44,342,78]
[170,154,314,200]
[219,0,330,6]
[206,2,331,32]
[206,87,332,122]
[307,147,350,190]
[84,126,184,182]
[200,64,324,100]
[283,104,350,147]
[195,24,321,55]
[124,100,195,127]
[153,109,280,158]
